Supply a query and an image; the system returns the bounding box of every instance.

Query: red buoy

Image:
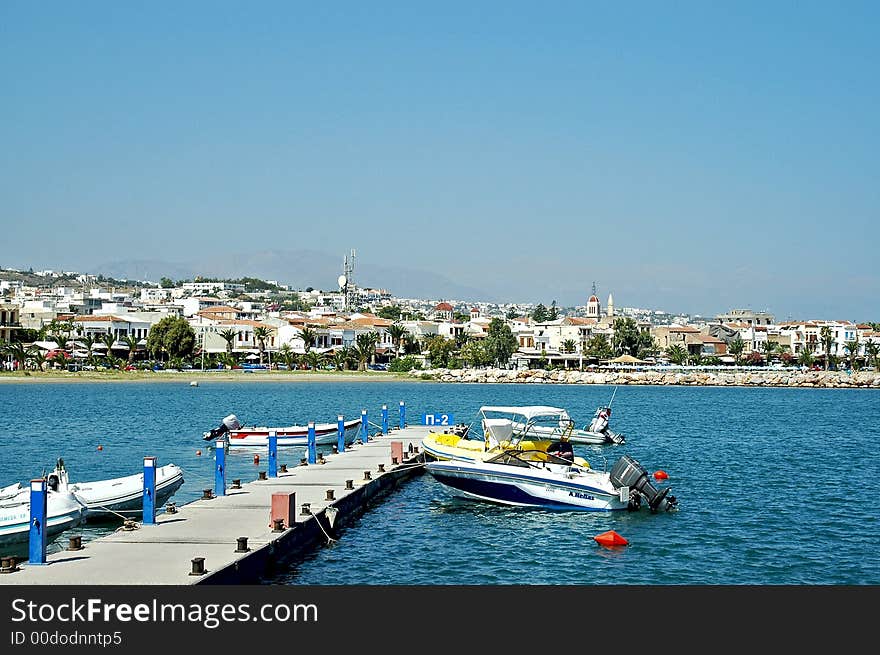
[97,445,103,451]
[594,530,628,547]
[653,470,669,480]
[253,454,260,465]
[195,450,202,456]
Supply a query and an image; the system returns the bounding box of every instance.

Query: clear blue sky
[2,1,877,321]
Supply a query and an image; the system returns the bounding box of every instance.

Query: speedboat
[46,458,185,520]
[421,406,561,463]
[203,414,363,447]
[0,485,86,554]
[518,405,625,445]
[426,452,677,512]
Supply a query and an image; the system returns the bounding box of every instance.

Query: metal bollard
[345,479,354,490]
[392,456,399,465]
[0,556,20,574]
[272,518,285,532]
[235,537,249,553]
[258,471,267,480]
[189,557,206,576]
[332,445,339,454]
[363,470,372,480]
[301,503,312,516]
[300,457,308,466]
[231,479,242,489]
[378,463,385,473]
[68,535,83,551]
[202,488,213,500]
[165,502,177,514]
[326,489,335,501]
[279,464,288,473]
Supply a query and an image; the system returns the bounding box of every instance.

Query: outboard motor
[203,414,241,441]
[589,407,611,434]
[610,454,677,512]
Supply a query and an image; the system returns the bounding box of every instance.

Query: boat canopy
[479,406,570,421]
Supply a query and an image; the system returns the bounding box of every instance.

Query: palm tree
[80,334,97,366]
[49,333,69,352]
[820,326,834,371]
[278,343,297,370]
[402,333,421,355]
[355,332,379,371]
[6,341,31,371]
[219,328,237,355]
[760,340,777,366]
[844,338,860,371]
[728,337,745,365]
[102,332,116,363]
[333,346,353,371]
[299,326,317,354]
[387,323,407,357]
[797,345,814,368]
[304,351,324,371]
[561,339,577,354]
[666,344,688,365]
[31,349,46,372]
[864,342,880,370]
[121,335,140,364]
[253,326,270,365]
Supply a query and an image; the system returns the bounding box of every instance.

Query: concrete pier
[0,426,431,585]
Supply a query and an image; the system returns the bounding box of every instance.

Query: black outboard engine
[203,414,241,441]
[610,454,677,512]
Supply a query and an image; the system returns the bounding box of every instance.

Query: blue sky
[2,2,877,320]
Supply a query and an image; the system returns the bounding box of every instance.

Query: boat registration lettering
[569,491,594,500]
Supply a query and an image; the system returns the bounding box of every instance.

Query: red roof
[435,302,454,311]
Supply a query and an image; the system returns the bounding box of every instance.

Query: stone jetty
[411,367,880,388]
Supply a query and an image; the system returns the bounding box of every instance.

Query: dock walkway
[0,426,431,585]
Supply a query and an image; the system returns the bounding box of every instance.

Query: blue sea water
[1,379,878,584]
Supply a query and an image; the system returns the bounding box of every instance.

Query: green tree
[611,318,647,356]
[561,339,577,354]
[485,318,518,367]
[377,305,402,321]
[147,316,195,361]
[121,335,140,364]
[80,334,97,366]
[219,328,237,355]
[547,301,559,321]
[31,348,46,372]
[864,342,880,370]
[666,344,688,365]
[102,332,116,362]
[585,334,613,359]
[304,351,325,371]
[355,332,379,371]
[299,326,317,354]
[505,307,518,320]
[531,303,548,323]
[760,340,777,366]
[333,346,353,371]
[844,338,861,371]
[402,333,421,355]
[453,311,470,323]
[387,323,408,357]
[820,326,834,371]
[159,277,175,288]
[728,337,745,365]
[797,344,814,368]
[388,356,421,372]
[279,343,298,370]
[460,339,492,367]
[423,335,456,368]
[5,342,31,371]
[253,326,270,365]
[49,332,69,352]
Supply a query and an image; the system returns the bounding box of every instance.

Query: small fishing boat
[0,486,86,554]
[47,459,185,520]
[203,414,364,447]
[427,451,677,512]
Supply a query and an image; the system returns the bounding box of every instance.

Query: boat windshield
[479,406,574,444]
[485,449,577,468]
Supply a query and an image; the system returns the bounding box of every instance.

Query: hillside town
[1,264,878,374]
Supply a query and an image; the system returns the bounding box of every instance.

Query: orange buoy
[97,445,103,451]
[653,470,669,480]
[253,454,260,465]
[196,450,202,456]
[594,530,628,547]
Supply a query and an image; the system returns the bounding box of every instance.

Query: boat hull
[426,461,627,511]
[0,492,85,553]
[226,420,363,447]
[71,465,185,520]
[421,432,554,463]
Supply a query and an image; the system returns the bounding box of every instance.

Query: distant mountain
[97,249,493,302]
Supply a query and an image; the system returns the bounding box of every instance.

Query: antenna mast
[342,249,356,312]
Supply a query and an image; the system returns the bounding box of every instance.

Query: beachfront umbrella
[245,353,260,360]
[604,354,649,364]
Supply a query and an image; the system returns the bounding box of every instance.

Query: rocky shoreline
[410,367,880,388]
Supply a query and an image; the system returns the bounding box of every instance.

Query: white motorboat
[47,458,185,520]
[510,405,625,445]
[426,451,677,512]
[0,486,86,554]
[203,414,364,447]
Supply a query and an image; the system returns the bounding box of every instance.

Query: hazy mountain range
[95,249,494,303]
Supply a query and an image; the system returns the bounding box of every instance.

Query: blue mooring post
[214,439,226,497]
[361,409,368,442]
[268,431,278,478]
[399,400,406,429]
[143,456,157,525]
[382,404,389,434]
[307,421,317,464]
[337,415,345,453]
[29,478,47,565]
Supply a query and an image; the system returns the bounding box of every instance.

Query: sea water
[1,379,877,584]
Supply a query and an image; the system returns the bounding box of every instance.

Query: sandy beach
[0,370,417,384]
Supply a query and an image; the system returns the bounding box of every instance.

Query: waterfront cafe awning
[604,354,649,364]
